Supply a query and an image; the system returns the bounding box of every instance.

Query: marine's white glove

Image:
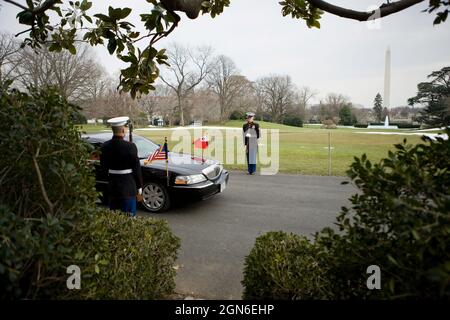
[138,188,142,195]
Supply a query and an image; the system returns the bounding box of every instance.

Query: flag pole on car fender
[201,137,204,164]
[165,137,169,186]
[201,127,204,163]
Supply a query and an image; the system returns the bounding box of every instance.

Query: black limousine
[83,133,229,213]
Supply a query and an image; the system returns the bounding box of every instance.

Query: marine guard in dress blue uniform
[100,116,143,217]
[243,112,260,175]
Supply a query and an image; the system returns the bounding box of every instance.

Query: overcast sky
[1,0,449,107]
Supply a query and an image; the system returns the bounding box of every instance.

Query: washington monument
[384,46,391,109]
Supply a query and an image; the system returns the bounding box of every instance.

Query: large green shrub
[66,209,180,299]
[0,85,97,298]
[243,132,450,299]
[229,110,245,120]
[283,115,303,127]
[317,133,450,299]
[0,85,180,299]
[242,231,329,300]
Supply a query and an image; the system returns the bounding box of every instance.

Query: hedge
[66,209,180,299]
[367,122,421,129]
[0,206,180,299]
[242,231,329,300]
[0,85,180,299]
[283,115,303,127]
[229,110,245,120]
[355,123,420,129]
[242,132,450,299]
[396,123,421,129]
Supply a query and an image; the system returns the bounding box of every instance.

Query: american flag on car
[145,142,168,163]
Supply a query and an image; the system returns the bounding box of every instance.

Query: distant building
[87,118,103,125]
[150,116,164,127]
[193,120,203,127]
[308,115,321,124]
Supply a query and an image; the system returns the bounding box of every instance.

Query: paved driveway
[139,171,356,299]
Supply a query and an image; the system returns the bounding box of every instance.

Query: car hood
[141,152,219,175]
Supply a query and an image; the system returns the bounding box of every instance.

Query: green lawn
[76,124,109,133]
[78,121,424,176]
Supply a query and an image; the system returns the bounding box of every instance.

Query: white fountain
[368,116,398,129]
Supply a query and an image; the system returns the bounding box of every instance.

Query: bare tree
[324,93,348,109]
[0,32,21,83]
[232,78,257,117]
[138,84,174,121]
[160,43,212,126]
[295,86,317,120]
[207,55,249,121]
[93,87,141,120]
[190,87,219,122]
[353,107,375,124]
[80,76,116,120]
[253,81,266,121]
[318,93,349,122]
[256,75,295,123]
[139,94,158,122]
[12,43,106,104]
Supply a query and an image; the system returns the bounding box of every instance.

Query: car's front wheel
[141,181,171,213]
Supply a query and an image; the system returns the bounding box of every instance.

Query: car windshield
[132,135,160,159]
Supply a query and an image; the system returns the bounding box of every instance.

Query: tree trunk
[220,96,226,122]
[178,95,185,126]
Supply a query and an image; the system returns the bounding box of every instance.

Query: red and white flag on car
[192,135,208,163]
[193,136,209,149]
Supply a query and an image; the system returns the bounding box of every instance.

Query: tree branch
[2,0,58,15]
[149,10,180,47]
[307,0,425,21]
[31,0,59,15]
[32,147,54,215]
[15,28,32,37]
[3,0,27,10]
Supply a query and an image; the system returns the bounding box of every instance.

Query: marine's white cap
[246,112,255,118]
[107,116,129,127]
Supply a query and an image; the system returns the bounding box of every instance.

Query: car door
[88,142,109,199]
